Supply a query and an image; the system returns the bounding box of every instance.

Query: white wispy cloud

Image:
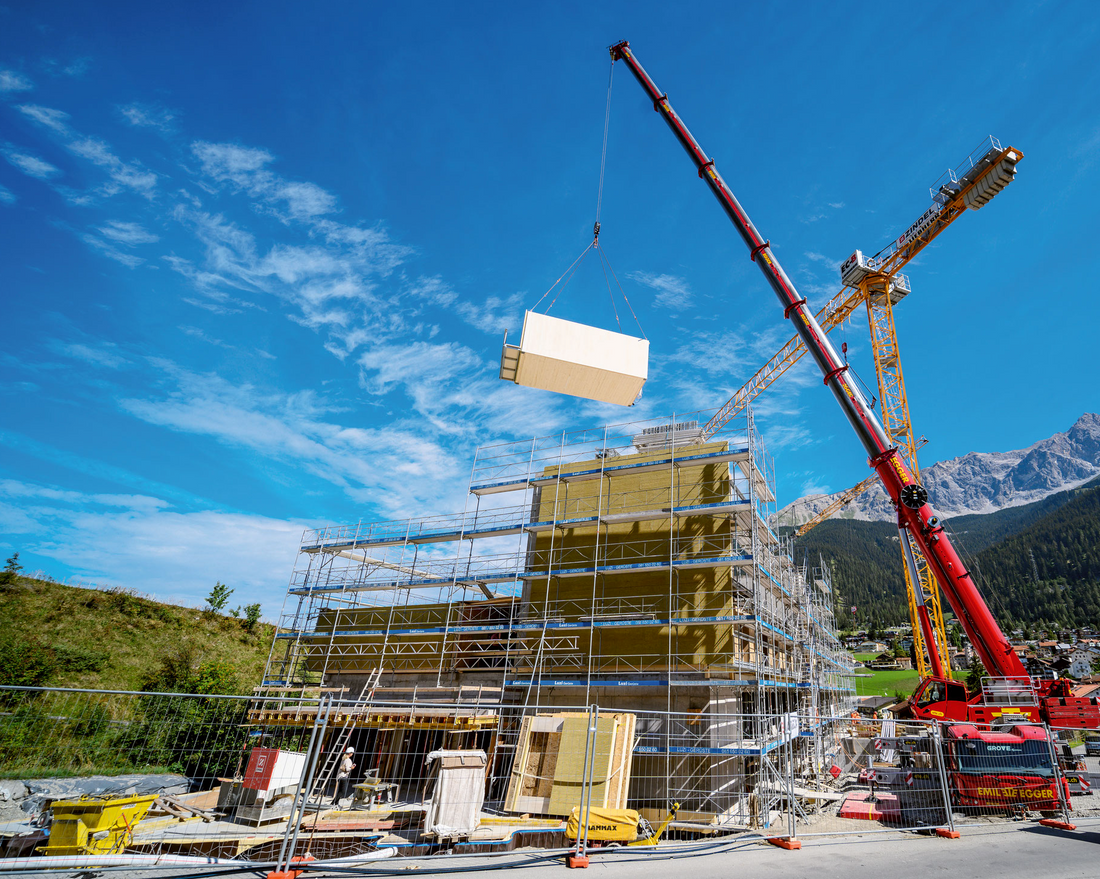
[0,185,14,205]
[17,104,158,202]
[182,297,242,315]
[805,251,843,273]
[97,220,160,245]
[192,140,337,220]
[52,340,129,369]
[172,204,415,354]
[0,69,33,92]
[41,57,90,78]
[2,146,61,179]
[799,477,831,496]
[627,270,694,310]
[119,102,176,131]
[180,325,234,348]
[0,478,302,612]
[69,137,157,195]
[664,324,787,379]
[115,360,470,516]
[454,292,523,334]
[17,104,71,135]
[80,233,145,267]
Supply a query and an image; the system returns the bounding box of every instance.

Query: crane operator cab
[908,677,971,721]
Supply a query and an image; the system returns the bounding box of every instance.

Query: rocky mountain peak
[778,413,1100,526]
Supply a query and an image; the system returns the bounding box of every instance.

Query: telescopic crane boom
[608,40,1026,684]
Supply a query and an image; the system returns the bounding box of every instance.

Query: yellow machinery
[40,793,158,856]
[566,802,679,846]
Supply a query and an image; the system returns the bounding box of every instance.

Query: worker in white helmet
[335,746,356,805]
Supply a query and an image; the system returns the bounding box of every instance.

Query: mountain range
[778,412,1100,526]
[791,471,1100,631]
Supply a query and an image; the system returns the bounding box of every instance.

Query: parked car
[1085,735,1100,756]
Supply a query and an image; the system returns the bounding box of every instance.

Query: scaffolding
[261,406,855,821]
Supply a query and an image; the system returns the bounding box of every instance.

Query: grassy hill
[0,575,275,694]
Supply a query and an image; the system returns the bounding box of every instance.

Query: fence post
[930,722,957,837]
[567,703,597,868]
[787,716,796,840]
[1039,722,1076,830]
[274,694,332,878]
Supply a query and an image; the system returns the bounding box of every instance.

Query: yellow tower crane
[695,137,1022,678]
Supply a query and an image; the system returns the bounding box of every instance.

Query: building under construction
[261,407,854,824]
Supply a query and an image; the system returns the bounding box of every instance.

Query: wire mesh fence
[1,686,1095,873]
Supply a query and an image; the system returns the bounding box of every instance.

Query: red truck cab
[943,724,1067,812]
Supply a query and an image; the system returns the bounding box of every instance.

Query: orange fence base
[1038,819,1077,831]
[766,837,802,850]
[267,854,315,879]
[566,852,590,868]
[935,828,960,839]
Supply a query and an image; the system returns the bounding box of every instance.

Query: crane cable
[531,57,645,339]
[595,57,615,229]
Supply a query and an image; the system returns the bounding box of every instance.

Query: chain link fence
[1,686,1095,872]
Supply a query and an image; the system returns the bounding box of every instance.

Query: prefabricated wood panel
[510,311,648,406]
[521,441,762,675]
[547,715,618,814]
[504,715,563,814]
[504,712,635,817]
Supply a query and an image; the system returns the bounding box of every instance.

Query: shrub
[0,629,57,690]
[243,603,262,633]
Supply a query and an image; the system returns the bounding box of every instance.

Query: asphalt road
[22,818,1100,879]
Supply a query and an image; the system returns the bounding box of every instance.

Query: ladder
[307,668,382,805]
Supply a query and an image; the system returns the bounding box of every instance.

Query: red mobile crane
[608,41,1099,731]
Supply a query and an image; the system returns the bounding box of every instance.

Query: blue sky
[2,1,1097,615]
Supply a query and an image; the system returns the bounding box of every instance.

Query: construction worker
[335,746,356,805]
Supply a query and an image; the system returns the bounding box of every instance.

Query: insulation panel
[504,311,648,406]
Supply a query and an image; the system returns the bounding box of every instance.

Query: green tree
[243,603,262,633]
[204,581,233,615]
[1,552,23,586]
[966,658,987,694]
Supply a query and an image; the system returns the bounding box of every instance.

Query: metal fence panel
[4,685,1096,872]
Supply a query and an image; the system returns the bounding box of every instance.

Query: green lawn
[853,666,921,697]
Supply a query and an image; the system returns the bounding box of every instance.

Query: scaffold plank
[469,446,752,495]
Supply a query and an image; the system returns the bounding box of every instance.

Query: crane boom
[609,40,1026,681]
[794,474,879,538]
[700,288,863,440]
[702,139,1018,443]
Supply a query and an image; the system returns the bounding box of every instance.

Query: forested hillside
[973,480,1100,626]
[791,475,1100,631]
